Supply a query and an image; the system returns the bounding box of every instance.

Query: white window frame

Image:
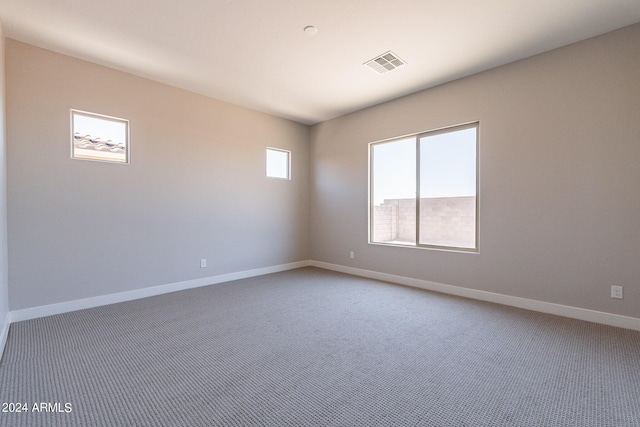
[71,109,130,164]
[369,122,479,252]
[266,147,291,180]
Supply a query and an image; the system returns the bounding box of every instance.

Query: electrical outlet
[349,251,355,259]
[200,259,207,268]
[611,285,623,299]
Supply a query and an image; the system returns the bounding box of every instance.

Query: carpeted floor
[1,267,639,426]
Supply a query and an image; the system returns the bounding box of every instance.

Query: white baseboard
[310,261,640,332]
[0,311,10,360]
[10,261,310,323]
[7,259,639,333]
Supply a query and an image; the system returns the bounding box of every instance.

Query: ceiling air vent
[364,51,406,74]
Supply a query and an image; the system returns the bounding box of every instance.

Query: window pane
[371,138,416,245]
[266,148,290,179]
[419,126,477,248]
[72,110,129,163]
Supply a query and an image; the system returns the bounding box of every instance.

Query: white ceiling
[1,0,640,125]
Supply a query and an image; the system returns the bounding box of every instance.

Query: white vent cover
[364,51,406,74]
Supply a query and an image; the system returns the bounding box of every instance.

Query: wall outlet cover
[611,285,623,299]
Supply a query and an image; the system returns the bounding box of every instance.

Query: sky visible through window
[372,127,476,205]
[266,148,290,179]
[372,137,415,205]
[420,127,476,198]
[73,114,127,146]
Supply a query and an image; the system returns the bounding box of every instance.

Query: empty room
[1,1,639,426]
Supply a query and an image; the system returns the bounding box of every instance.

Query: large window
[370,122,478,251]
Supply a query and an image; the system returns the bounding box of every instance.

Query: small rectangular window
[266,148,290,179]
[370,122,478,251]
[71,110,129,164]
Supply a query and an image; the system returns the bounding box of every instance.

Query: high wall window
[370,122,478,251]
[266,147,291,179]
[71,109,129,164]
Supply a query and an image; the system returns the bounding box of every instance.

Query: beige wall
[0,24,9,341]
[310,24,640,318]
[4,24,640,322]
[6,40,310,310]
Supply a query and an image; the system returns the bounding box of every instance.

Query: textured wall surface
[0,24,9,344]
[6,40,310,310]
[4,24,640,323]
[311,24,640,318]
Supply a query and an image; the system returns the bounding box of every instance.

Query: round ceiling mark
[304,26,318,36]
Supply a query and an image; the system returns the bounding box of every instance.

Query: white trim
[0,311,10,360]
[7,259,639,333]
[310,261,640,331]
[10,261,310,323]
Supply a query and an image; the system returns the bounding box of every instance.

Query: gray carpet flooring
[1,267,639,426]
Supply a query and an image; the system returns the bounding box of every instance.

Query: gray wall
[6,40,310,311]
[5,24,640,321]
[0,24,9,335]
[310,23,640,318]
